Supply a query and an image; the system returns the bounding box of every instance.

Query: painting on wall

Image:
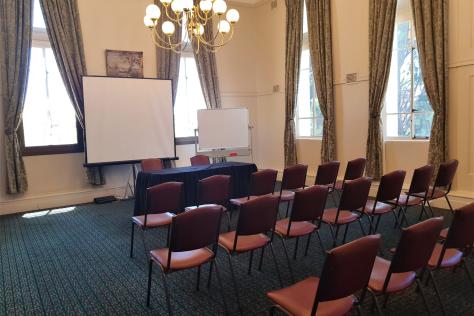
[105,50,144,78]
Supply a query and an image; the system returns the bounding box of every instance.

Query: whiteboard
[83,76,175,164]
[197,108,249,150]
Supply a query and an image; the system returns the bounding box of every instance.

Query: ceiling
[231,0,262,5]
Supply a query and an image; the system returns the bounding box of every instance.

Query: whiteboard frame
[82,75,177,167]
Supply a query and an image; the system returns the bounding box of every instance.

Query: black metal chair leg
[418,203,427,220]
[342,224,350,244]
[226,211,232,232]
[207,260,214,289]
[213,259,229,315]
[293,237,299,259]
[462,259,474,289]
[269,305,277,316]
[445,195,454,213]
[225,253,243,315]
[368,290,383,316]
[142,229,148,262]
[330,192,338,207]
[196,265,201,291]
[416,279,432,316]
[285,201,291,218]
[166,225,170,247]
[358,218,366,236]
[279,237,295,283]
[146,260,153,307]
[333,225,341,247]
[429,271,446,316]
[269,243,283,288]
[315,231,326,253]
[426,200,435,217]
[304,233,312,256]
[130,223,135,258]
[160,268,172,316]
[374,214,382,233]
[248,250,254,275]
[258,247,265,271]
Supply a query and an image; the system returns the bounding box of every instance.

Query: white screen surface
[197,108,249,150]
[83,77,175,164]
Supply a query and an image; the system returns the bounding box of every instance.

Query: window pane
[297,118,323,138]
[386,113,412,137]
[33,0,46,29]
[23,47,78,147]
[174,56,207,137]
[413,112,433,138]
[412,49,431,113]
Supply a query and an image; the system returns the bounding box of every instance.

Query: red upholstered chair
[391,164,434,227]
[426,203,474,313]
[368,217,444,314]
[274,185,329,282]
[334,158,366,192]
[190,155,211,166]
[146,206,227,314]
[229,169,277,207]
[218,195,282,314]
[414,159,459,214]
[185,175,232,230]
[314,161,340,205]
[279,164,308,217]
[141,158,164,172]
[364,170,406,234]
[130,182,183,258]
[322,177,372,247]
[267,234,381,316]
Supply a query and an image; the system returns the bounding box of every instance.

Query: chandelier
[143,0,240,53]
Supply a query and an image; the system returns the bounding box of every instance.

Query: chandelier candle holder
[144,0,240,53]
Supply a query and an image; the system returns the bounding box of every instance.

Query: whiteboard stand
[122,164,138,199]
[194,126,254,162]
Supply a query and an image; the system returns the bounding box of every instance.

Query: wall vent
[346,73,358,83]
[271,0,278,10]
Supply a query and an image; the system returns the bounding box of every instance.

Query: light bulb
[171,0,184,13]
[160,0,172,5]
[226,9,239,23]
[145,4,161,20]
[182,0,193,11]
[144,16,155,28]
[194,23,205,36]
[218,20,230,33]
[213,0,227,15]
[162,21,176,35]
[199,0,212,12]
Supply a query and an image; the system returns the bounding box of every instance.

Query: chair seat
[369,257,416,293]
[318,184,335,193]
[218,231,269,253]
[280,190,296,202]
[230,196,257,206]
[392,194,422,206]
[267,277,355,316]
[150,248,214,270]
[364,200,393,215]
[413,188,447,200]
[322,208,359,225]
[334,180,344,190]
[185,204,227,212]
[275,219,317,237]
[132,213,174,228]
[428,243,463,268]
[439,228,449,239]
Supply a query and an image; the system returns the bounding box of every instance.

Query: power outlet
[346,73,358,83]
[273,85,280,93]
[271,0,278,10]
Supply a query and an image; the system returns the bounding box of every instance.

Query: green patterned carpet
[0,198,472,315]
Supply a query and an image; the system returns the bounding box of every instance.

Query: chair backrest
[343,158,367,181]
[281,164,308,191]
[290,185,329,223]
[408,164,434,195]
[236,195,280,236]
[197,175,231,206]
[434,159,458,189]
[167,206,223,268]
[146,182,184,214]
[190,155,211,166]
[445,202,474,250]
[249,169,277,197]
[376,170,406,202]
[339,177,372,211]
[141,158,164,172]
[314,161,340,187]
[316,235,381,305]
[390,217,444,274]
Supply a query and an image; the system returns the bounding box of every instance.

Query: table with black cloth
[134,162,258,215]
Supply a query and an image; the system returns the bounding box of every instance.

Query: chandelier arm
[196,8,210,22]
[198,26,234,49]
[164,6,183,24]
[151,29,183,51]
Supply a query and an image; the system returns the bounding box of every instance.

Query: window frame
[22,26,84,156]
[383,15,432,141]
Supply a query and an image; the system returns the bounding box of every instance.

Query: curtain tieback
[370,115,380,119]
[4,128,15,136]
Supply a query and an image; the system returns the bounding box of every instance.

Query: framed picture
[105,50,144,78]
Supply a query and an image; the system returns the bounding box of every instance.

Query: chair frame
[195,175,232,230]
[424,159,459,215]
[279,164,308,218]
[314,161,340,206]
[334,158,367,197]
[190,154,211,166]
[146,206,228,315]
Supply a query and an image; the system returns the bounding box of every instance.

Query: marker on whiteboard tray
[230,152,238,157]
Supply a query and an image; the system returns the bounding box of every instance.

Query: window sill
[296,137,322,141]
[22,144,84,156]
[384,138,430,143]
[175,136,197,146]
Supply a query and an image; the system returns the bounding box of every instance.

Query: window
[384,0,433,139]
[22,0,82,155]
[296,2,323,138]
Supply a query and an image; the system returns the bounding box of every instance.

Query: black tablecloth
[134,162,258,215]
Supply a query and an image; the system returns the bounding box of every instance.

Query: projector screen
[198,108,249,150]
[83,76,175,165]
